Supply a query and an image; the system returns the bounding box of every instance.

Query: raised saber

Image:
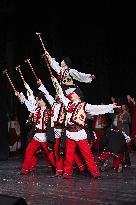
[41,53,53,77]
[36,32,47,53]
[2,69,17,93]
[16,65,26,84]
[24,58,39,81]
[36,32,53,77]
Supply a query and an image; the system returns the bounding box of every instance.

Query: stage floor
[0,152,136,205]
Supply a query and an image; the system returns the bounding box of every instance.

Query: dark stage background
[0,1,136,159]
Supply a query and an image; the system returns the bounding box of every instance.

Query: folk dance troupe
[5,38,131,180]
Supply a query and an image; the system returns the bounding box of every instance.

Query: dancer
[45,51,96,92]
[98,124,131,172]
[51,75,118,179]
[37,79,87,177]
[16,87,55,174]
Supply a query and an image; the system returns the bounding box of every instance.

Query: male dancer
[98,124,131,172]
[45,51,96,92]
[16,86,55,174]
[51,76,117,179]
[37,79,86,177]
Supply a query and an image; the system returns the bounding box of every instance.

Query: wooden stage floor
[0,152,136,205]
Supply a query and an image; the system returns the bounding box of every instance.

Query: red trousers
[54,138,64,175]
[22,139,55,172]
[64,138,100,178]
[99,152,124,170]
[29,150,53,171]
[54,138,85,175]
[74,151,85,171]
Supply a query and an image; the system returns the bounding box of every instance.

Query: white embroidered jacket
[50,58,93,84]
[19,83,37,113]
[53,76,114,141]
[38,84,64,138]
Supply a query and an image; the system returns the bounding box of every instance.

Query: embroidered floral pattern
[32,107,49,131]
[71,102,87,128]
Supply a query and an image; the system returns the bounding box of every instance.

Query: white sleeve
[27,94,36,107]
[50,58,61,75]
[70,69,92,83]
[24,99,37,113]
[25,83,33,97]
[53,77,70,107]
[18,92,36,112]
[122,131,131,143]
[38,84,55,106]
[19,92,26,104]
[85,104,114,115]
[24,84,36,107]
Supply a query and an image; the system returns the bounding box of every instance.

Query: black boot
[50,174,62,178]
